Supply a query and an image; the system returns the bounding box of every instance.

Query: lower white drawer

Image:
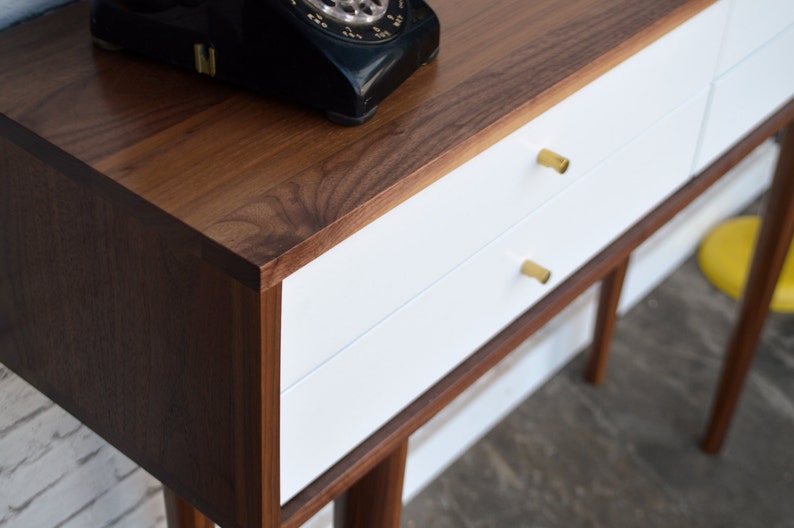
[695,22,794,171]
[279,90,709,504]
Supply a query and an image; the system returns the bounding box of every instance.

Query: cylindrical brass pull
[521,259,552,284]
[537,149,570,174]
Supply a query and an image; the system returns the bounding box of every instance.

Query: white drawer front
[696,23,794,171]
[279,91,709,504]
[716,0,794,75]
[279,2,727,392]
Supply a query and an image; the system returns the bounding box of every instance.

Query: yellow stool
[698,215,794,313]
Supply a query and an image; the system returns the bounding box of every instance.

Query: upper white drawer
[695,22,794,171]
[716,0,794,75]
[280,89,710,503]
[280,1,727,392]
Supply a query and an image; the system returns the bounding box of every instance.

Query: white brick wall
[0,365,167,528]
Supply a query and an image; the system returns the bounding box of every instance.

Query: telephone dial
[90,0,440,125]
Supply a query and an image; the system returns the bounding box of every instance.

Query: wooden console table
[1,1,793,527]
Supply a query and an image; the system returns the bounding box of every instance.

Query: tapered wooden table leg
[585,257,630,385]
[164,487,215,528]
[702,123,794,454]
[334,440,409,528]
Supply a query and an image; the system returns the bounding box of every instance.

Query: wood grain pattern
[334,441,408,528]
[280,96,794,528]
[0,138,280,528]
[164,488,215,528]
[585,257,631,385]
[0,0,716,290]
[702,120,794,454]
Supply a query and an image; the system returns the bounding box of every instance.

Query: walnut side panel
[0,138,279,528]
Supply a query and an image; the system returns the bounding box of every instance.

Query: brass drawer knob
[521,259,552,284]
[537,149,570,174]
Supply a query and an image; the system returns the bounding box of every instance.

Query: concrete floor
[401,254,794,528]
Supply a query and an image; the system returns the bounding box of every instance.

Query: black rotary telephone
[90,0,439,125]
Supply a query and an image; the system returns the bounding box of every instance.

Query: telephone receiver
[90,0,440,125]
